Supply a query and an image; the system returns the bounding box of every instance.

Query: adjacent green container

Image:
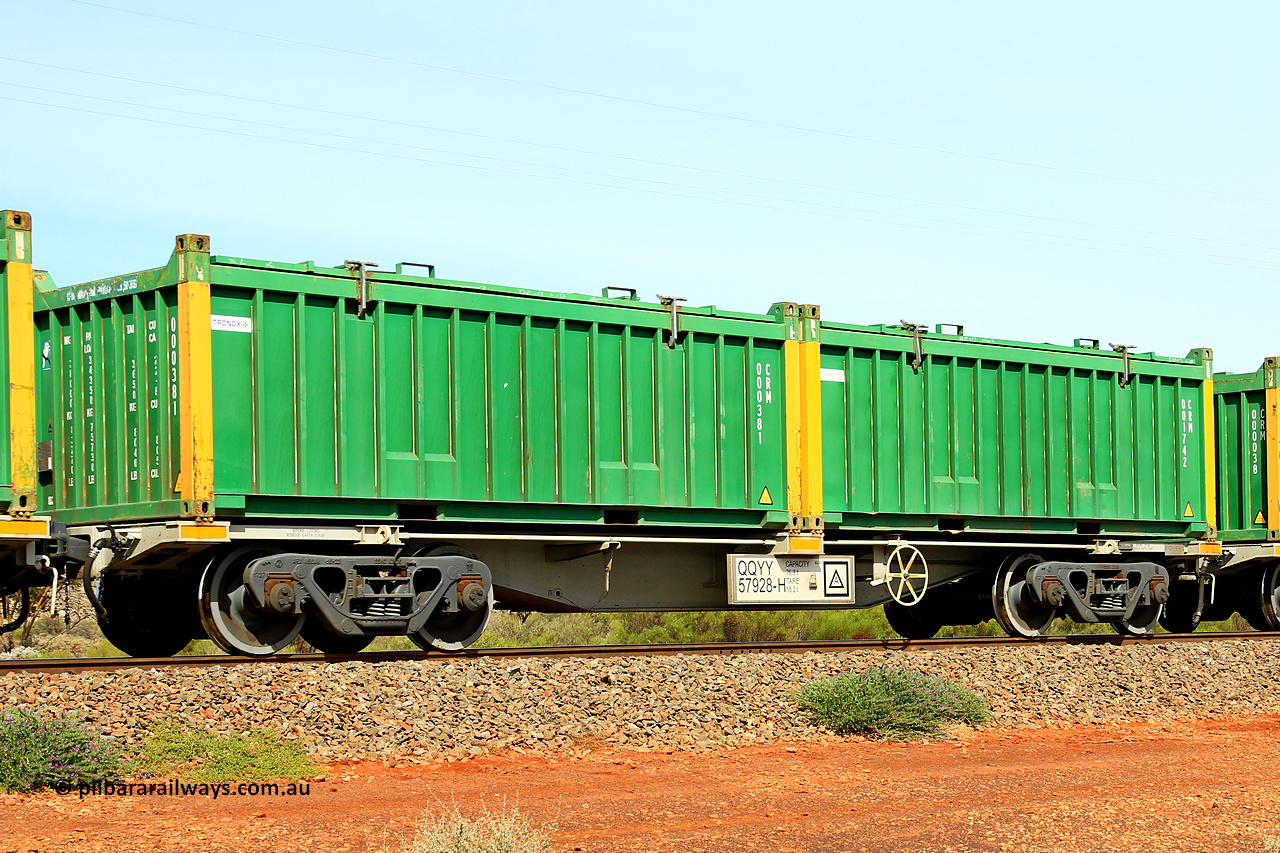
[35,240,795,527]
[818,323,1213,537]
[1214,359,1279,542]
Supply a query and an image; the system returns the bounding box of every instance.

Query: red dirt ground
[4,715,1278,853]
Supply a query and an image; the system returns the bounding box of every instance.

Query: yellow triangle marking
[1256,510,1267,525]
[758,486,773,506]
[1183,502,1194,518]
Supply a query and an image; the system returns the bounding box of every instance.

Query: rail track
[2,630,1275,675]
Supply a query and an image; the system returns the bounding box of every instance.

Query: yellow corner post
[782,303,823,534]
[1200,357,1216,538]
[4,210,36,516]
[1267,385,1280,533]
[784,336,803,526]
[797,305,823,529]
[175,234,215,519]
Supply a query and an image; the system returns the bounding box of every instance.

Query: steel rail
[2,630,1275,675]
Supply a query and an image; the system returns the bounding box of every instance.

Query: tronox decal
[211,315,253,333]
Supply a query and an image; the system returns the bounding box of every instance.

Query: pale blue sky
[3,0,1276,371]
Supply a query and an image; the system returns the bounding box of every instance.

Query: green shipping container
[818,322,1214,539]
[1214,359,1280,542]
[34,237,798,528]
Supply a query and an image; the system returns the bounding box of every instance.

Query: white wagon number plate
[727,555,853,604]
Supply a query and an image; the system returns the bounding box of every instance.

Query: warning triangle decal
[827,570,846,591]
[1256,510,1267,525]
[1183,502,1195,518]
[758,487,773,506]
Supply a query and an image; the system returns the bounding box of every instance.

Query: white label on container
[727,555,853,604]
[211,314,253,333]
[819,367,845,383]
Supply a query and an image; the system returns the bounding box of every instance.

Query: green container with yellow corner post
[816,322,1216,540]
[33,235,798,528]
[1213,359,1280,543]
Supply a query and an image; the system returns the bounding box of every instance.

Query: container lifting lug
[1110,343,1135,387]
[900,321,927,371]
[657,294,687,348]
[345,260,379,318]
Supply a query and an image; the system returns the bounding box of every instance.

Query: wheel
[1231,564,1280,631]
[992,553,1057,638]
[408,545,494,651]
[1111,600,1163,635]
[198,547,304,656]
[300,620,373,654]
[97,571,199,658]
[1255,563,1280,630]
[1158,580,1202,634]
[884,600,943,640]
[884,544,928,606]
[1111,558,1166,636]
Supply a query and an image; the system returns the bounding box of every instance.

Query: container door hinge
[900,321,927,371]
[346,260,379,318]
[657,294,687,348]
[1110,343,1135,387]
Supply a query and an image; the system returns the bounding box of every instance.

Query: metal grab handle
[396,262,436,278]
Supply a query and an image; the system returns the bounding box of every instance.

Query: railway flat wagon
[26,219,1223,656]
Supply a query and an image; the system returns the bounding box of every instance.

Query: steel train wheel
[300,620,373,654]
[97,572,199,658]
[1254,563,1280,631]
[1112,558,1166,636]
[408,545,494,651]
[198,547,304,656]
[1157,580,1202,634]
[883,600,943,640]
[992,553,1057,638]
[1111,600,1163,636]
[884,544,928,606]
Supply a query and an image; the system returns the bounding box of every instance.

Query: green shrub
[0,708,125,791]
[407,801,553,853]
[795,666,990,739]
[140,722,316,782]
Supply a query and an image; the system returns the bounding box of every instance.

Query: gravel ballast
[5,640,1278,762]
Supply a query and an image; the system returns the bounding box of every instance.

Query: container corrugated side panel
[820,327,1209,534]
[35,262,184,522]
[206,261,788,524]
[1214,360,1278,541]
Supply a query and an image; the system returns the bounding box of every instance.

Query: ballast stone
[1,640,1278,762]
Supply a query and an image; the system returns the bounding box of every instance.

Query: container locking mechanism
[899,321,927,371]
[657,294,687,348]
[345,260,379,318]
[1110,343,1135,387]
